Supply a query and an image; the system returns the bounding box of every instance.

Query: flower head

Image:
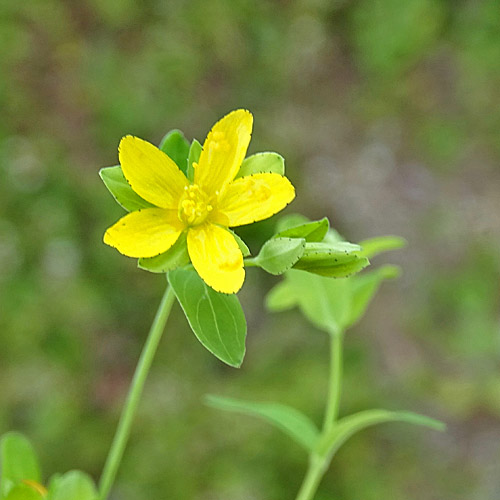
[104,110,295,293]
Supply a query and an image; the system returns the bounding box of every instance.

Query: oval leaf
[159,129,190,175]
[1,433,41,498]
[168,268,247,367]
[205,395,319,452]
[138,233,190,273]
[265,281,297,312]
[236,152,285,178]
[48,471,97,500]
[317,409,445,459]
[99,166,154,212]
[254,238,306,275]
[274,218,329,243]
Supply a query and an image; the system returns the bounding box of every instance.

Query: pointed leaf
[229,230,251,257]
[168,268,247,367]
[99,166,154,212]
[1,433,41,498]
[276,214,310,233]
[265,281,297,312]
[274,218,329,243]
[138,233,190,273]
[205,395,320,452]
[48,471,97,500]
[236,152,285,178]
[187,139,202,182]
[254,238,305,275]
[159,129,190,175]
[347,265,400,327]
[317,409,445,459]
[359,235,406,259]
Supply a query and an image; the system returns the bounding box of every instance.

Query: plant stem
[323,330,343,434]
[98,285,176,500]
[295,330,344,500]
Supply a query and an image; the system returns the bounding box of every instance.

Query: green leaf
[284,270,352,334]
[99,166,154,212]
[168,268,247,367]
[187,139,202,182]
[229,230,251,258]
[276,214,310,233]
[274,218,329,243]
[358,235,407,259]
[205,395,320,452]
[236,152,285,178]
[265,281,297,312]
[48,471,97,500]
[4,485,43,500]
[347,265,400,327]
[293,242,369,278]
[138,233,190,273]
[0,433,41,498]
[317,409,445,459]
[159,129,190,175]
[254,238,305,275]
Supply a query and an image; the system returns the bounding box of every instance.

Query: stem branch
[98,285,176,500]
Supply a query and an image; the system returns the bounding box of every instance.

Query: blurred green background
[1,0,500,498]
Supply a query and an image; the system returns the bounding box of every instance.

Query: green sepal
[253,237,306,275]
[293,242,369,278]
[229,230,251,257]
[168,268,247,367]
[0,433,41,499]
[236,152,285,178]
[99,166,153,212]
[187,139,202,182]
[138,233,190,273]
[274,217,329,242]
[159,129,190,176]
[358,235,407,259]
[316,409,445,460]
[47,471,97,500]
[205,395,320,452]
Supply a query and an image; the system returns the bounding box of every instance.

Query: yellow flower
[103,109,295,294]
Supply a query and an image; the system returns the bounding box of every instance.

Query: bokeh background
[1,0,500,498]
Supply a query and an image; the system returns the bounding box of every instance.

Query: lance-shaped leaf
[168,268,247,367]
[159,129,190,175]
[99,166,154,212]
[293,242,369,278]
[48,471,97,500]
[0,433,41,498]
[205,395,320,452]
[138,233,190,273]
[229,230,251,258]
[187,139,202,182]
[316,409,445,459]
[358,235,407,259]
[253,238,306,275]
[274,217,329,243]
[236,152,285,178]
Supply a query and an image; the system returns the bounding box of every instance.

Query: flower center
[178,184,213,226]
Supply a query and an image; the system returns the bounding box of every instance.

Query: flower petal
[195,110,253,196]
[213,173,295,227]
[187,223,244,294]
[119,136,188,209]
[104,208,184,258]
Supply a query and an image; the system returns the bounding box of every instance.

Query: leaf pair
[0,433,97,500]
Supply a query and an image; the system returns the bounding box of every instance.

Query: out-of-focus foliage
[1,0,499,499]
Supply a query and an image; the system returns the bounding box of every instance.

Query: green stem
[323,330,343,434]
[295,330,344,500]
[98,285,176,500]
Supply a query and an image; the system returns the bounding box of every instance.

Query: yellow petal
[104,208,184,258]
[187,223,244,294]
[195,109,253,196]
[119,136,188,209]
[213,173,295,227]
